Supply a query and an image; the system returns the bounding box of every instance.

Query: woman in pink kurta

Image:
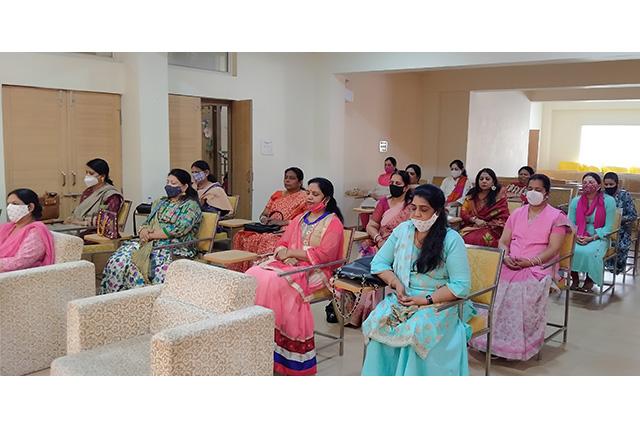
[246,178,344,376]
[470,174,571,361]
[0,189,55,273]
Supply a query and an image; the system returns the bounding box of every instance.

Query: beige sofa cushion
[52,232,84,264]
[51,334,152,376]
[150,297,215,334]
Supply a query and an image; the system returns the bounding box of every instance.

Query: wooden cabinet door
[67,91,122,214]
[169,94,202,172]
[2,85,68,203]
[231,100,253,219]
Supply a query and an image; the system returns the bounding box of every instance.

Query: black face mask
[165,185,182,198]
[389,184,405,198]
[604,186,617,196]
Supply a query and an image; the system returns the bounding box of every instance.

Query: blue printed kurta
[605,190,638,273]
[362,222,475,376]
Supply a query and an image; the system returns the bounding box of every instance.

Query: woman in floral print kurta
[603,172,638,274]
[100,170,202,294]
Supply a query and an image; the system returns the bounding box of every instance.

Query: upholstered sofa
[0,232,95,375]
[51,259,274,376]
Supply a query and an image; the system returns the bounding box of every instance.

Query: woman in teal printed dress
[603,172,638,274]
[362,184,475,376]
[100,169,202,294]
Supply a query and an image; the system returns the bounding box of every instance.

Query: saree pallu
[459,192,510,248]
[247,213,344,375]
[232,189,307,272]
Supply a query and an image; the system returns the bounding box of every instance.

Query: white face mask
[451,169,462,179]
[84,175,99,187]
[7,203,31,223]
[526,190,545,206]
[412,214,439,233]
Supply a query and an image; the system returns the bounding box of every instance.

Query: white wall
[466,91,531,177]
[538,100,640,170]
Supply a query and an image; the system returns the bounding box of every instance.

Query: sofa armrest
[150,306,274,376]
[0,260,95,375]
[67,285,163,354]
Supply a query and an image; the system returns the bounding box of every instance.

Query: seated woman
[361,184,475,376]
[506,166,535,202]
[440,159,472,212]
[405,163,423,189]
[342,171,412,327]
[246,178,345,376]
[0,189,55,273]
[603,172,638,274]
[100,169,202,293]
[459,168,509,248]
[191,160,233,217]
[568,172,617,292]
[232,167,307,271]
[470,174,571,360]
[65,158,123,228]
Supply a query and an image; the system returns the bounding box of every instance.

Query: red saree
[459,189,510,247]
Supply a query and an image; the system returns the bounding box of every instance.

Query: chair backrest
[52,232,84,263]
[341,227,355,262]
[558,229,577,272]
[117,200,132,232]
[465,245,504,306]
[197,211,220,253]
[548,187,573,209]
[609,208,623,245]
[508,200,522,214]
[432,176,446,187]
[227,195,239,217]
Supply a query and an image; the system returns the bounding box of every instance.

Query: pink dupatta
[0,221,55,267]
[576,192,605,237]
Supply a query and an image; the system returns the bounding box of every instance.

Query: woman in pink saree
[470,174,571,360]
[246,177,345,376]
[0,188,55,273]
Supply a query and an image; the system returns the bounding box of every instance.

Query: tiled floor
[315,272,640,376]
[30,272,639,376]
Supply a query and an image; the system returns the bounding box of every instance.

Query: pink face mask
[384,165,395,174]
[582,182,600,195]
[308,200,327,213]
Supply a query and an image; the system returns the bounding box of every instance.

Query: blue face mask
[165,185,182,198]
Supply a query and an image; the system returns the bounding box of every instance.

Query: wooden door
[67,91,122,216]
[169,94,202,172]
[231,100,253,219]
[528,129,540,170]
[2,85,68,208]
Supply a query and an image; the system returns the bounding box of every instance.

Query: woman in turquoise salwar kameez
[362,184,475,376]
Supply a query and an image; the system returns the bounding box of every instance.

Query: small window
[579,125,640,168]
[168,52,230,73]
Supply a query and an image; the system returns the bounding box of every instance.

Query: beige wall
[539,101,640,170]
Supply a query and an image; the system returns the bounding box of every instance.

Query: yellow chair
[629,166,640,174]
[508,200,522,214]
[548,187,574,212]
[558,161,582,171]
[435,245,504,376]
[83,199,134,255]
[579,165,601,173]
[602,166,629,174]
[539,229,576,358]
[214,195,240,246]
[432,176,446,187]
[623,199,640,284]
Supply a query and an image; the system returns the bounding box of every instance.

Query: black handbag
[334,256,385,287]
[136,203,152,215]
[243,223,282,234]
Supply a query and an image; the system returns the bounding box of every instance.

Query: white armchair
[51,259,274,376]
[0,232,95,375]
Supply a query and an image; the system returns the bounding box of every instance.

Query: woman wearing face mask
[361,184,475,376]
[231,167,307,272]
[0,189,55,273]
[358,157,398,230]
[64,158,123,228]
[191,160,233,216]
[100,169,202,293]
[568,173,617,292]
[603,172,637,275]
[246,178,345,375]
[440,160,472,209]
[405,163,423,189]
[469,174,571,360]
[459,168,509,248]
[506,166,535,201]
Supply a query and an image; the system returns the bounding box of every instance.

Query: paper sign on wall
[379,140,388,153]
[261,141,274,156]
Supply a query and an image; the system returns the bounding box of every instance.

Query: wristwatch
[426,294,434,305]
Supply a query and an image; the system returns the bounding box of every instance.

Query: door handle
[61,171,66,186]
[71,171,76,186]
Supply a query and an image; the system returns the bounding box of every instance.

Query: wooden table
[353,207,375,230]
[353,231,369,242]
[218,218,253,229]
[203,250,259,267]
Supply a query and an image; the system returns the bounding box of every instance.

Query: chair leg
[563,287,569,343]
[485,332,491,376]
[339,294,345,356]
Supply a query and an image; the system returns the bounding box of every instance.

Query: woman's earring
[491,185,497,191]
